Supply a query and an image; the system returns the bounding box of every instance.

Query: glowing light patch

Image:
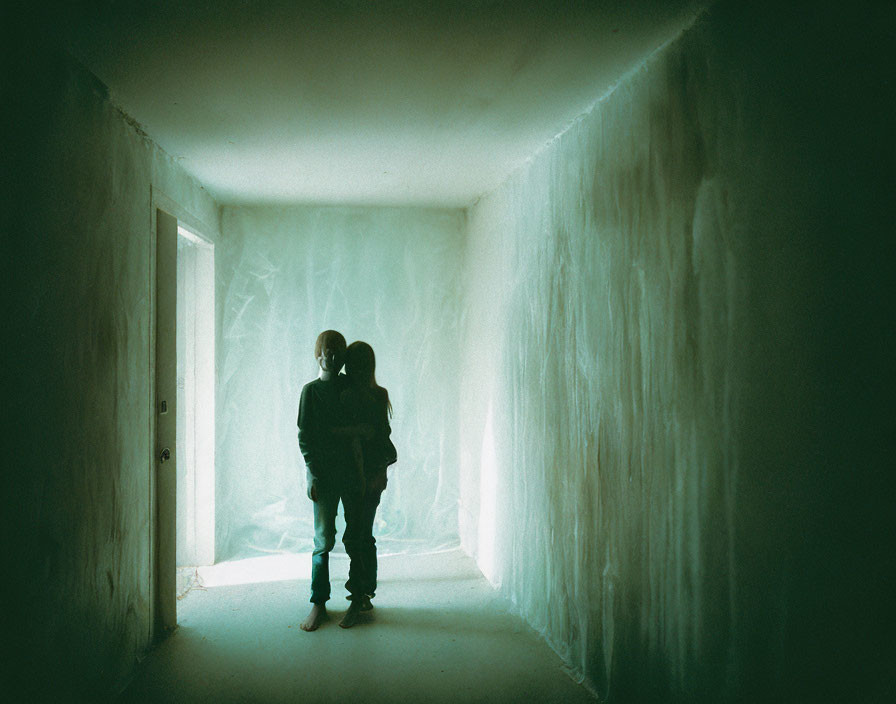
[477,401,498,585]
[198,553,314,588]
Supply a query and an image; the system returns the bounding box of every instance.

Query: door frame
[148,187,219,642]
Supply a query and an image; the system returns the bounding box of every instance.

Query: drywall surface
[4,48,218,700]
[459,2,894,701]
[216,206,464,561]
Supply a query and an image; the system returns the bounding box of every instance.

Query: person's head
[344,340,376,386]
[314,330,346,374]
[345,340,392,415]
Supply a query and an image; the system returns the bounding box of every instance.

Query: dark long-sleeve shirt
[297,375,352,486]
[340,385,395,476]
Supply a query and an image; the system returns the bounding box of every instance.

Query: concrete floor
[120,549,595,703]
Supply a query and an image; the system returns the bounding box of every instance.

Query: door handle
[160,447,171,463]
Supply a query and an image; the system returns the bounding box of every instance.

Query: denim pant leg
[341,491,365,600]
[343,489,382,599]
[310,486,339,604]
[361,489,382,598]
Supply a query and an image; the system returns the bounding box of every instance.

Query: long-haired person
[337,340,397,627]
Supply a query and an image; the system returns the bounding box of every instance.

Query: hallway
[121,550,593,703]
[6,1,893,701]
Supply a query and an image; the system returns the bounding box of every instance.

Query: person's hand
[369,471,387,494]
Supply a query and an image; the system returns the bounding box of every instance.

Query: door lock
[160,447,171,463]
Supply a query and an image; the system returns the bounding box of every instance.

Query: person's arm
[381,414,392,447]
[330,424,374,438]
[366,392,394,493]
[331,389,373,438]
[379,390,397,467]
[297,384,320,498]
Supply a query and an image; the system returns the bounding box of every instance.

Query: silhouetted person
[297,330,368,631]
[335,341,397,627]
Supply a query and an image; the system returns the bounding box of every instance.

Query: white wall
[459,2,893,701]
[215,205,465,561]
[5,47,219,699]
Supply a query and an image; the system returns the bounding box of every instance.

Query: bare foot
[300,603,327,631]
[339,600,363,628]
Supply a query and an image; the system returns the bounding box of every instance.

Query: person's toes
[300,606,327,631]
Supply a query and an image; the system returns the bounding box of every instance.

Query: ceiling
[63,1,705,208]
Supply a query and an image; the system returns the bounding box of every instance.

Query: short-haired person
[297,330,368,630]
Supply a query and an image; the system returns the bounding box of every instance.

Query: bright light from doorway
[176,224,216,570]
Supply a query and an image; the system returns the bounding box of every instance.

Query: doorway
[154,206,215,636]
[176,225,215,584]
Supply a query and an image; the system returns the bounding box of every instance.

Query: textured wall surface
[5,48,218,699]
[4,2,892,700]
[459,2,894,701]
[216,206,464,560]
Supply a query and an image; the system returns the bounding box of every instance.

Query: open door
[155,208,177,635]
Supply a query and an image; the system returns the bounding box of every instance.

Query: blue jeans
[310,484,382,604]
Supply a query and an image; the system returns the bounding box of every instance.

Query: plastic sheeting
[216,206,464,561]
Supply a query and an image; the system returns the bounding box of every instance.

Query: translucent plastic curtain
[215,205,464,561]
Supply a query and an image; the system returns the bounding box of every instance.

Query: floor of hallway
[119,549,594,703]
